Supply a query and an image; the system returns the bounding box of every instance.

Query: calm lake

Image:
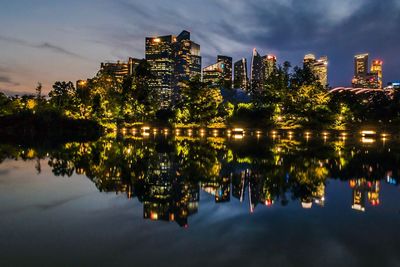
[1,129,400,267]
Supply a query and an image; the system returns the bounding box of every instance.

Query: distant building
[262,55,277,82]
[250,48,264,93]
[145,30,201,108]
[233,58,249,91]
[173,30,202,92]
[352,53,381,89]
[386,81,400,89]
[370,59,383,89]
[128,57,142,75]
[202,61,224,88]
[354,53,369,78]
[217,55,233,89]
[98,61,130,80]
[303,54,328,87]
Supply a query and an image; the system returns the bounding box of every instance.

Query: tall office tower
[354,53,369,78]
[371,59,383,89]
[303,54,328,87]
[313,56,328,88]
[234,58,249,90]
[202,61,225,88]
[174,31,201,90]
[352,53,369,88]
[250,48,264,93]
[303,54,316,69]
[352,53,381,88]
[145,34,176,108]
[217,55,233,89]
[146,30,201,108]
[262,55,277,81]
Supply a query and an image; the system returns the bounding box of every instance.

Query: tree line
[1,59,400,130]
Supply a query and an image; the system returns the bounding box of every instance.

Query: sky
[0,0,399,95]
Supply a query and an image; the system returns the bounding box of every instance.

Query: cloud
[0,35,83,59]
[36,42,82,58]
[0,75,20,86]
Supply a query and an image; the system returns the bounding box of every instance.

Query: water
[0,131,400,267]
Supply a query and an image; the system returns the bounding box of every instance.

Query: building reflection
[1,133,399,227]
[350,179,380,212]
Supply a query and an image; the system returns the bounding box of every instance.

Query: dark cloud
[0,75,13,83]
[36,42,82,58]
[0,35,83,59]
[0,75,20,86]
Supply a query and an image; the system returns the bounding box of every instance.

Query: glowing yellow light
[361,137,375,144]
[153,38,161,43]
[361,130,376,137]
[233,128,244,132]
[150,212,158,220]
[233,134,243,139]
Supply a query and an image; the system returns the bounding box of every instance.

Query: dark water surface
[0,131,400,267]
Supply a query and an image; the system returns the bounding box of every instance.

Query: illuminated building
[215,177,231,203]
[350,179,366,212]
[233,58,249,90]
[217,55,233,89]
[370,60,383,89]
[173,31,202,96]
[98,60,130,81]
[262,54,277,82]
[250,48,264,93]
[146,30,201,108]
[303,54,328,87]
[141,153,200,227]
[352,53,381,89]
[367,181,380,206]
[146,34,176,108]
[354,53,369,77]
[202,61,225,88]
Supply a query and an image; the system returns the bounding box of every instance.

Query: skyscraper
[354,53,369,78]
[145,35,176,108]
[217,55,233,89]
[352,53,381,89]
[303,54,328,87]
[234,58,248,90]
[250,48,264,93]
[262,55,277,82]
[202,61,224,88]
[371,59,383,89]
[174,31,201,90]
[145,30,201,108]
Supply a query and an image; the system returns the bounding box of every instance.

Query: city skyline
[0,0,400,95]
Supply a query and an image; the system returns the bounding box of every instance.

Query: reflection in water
[1,131,399,227]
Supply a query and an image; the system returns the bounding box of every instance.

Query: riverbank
[0,111,102,145]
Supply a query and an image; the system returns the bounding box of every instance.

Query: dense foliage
[1,59,400,130]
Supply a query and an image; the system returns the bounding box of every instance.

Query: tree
[48,81,77,115]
